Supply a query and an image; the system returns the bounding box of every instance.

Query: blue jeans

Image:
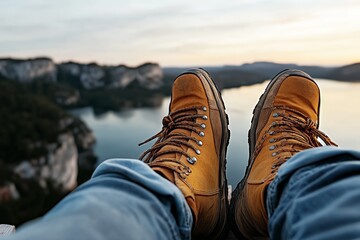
[3,159,192,240]
[268,146,360,239]
[4,147,360,239]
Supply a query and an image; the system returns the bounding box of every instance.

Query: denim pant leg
[3,159,193,240]
[267,147,360,240]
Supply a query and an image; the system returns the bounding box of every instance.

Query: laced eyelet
[199,131,205,137]
[269,131,275,135]
[202,115,208,120]
[202,106,207,111]
[271,122,276,127]
[197,140,203,146]
[269,138,276,143]
[200,123,206,129]
[179,173,187,179]
[187,156,197,164]
[195,149,201,155]
[273,113,279,117]
[269,145,276,150]
[272,152,278,157]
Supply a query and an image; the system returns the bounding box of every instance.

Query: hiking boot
[230,69,337,239]
[139,69,230,239]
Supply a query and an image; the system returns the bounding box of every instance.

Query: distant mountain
[327,63,360,81]
[236,61,334,79]
[163,62,360,90]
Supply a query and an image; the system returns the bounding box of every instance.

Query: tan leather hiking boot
[230,69,337,239]
[139,69,230,239]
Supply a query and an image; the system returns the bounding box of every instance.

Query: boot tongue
[170,74,208,112]
[274,76,320,124]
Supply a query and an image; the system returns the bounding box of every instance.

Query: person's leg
[268,147,360,239]
[2,159,192,240]
[3,69,229,240]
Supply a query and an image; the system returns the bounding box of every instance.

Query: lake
[71,79,360,187]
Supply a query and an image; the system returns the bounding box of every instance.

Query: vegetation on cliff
[0,79,64,163]
[0,78,96,226]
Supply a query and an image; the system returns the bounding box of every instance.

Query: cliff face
[136,63,163,89]
[0,58,56,83]
[0,112,96,225]
[14,133,78,193]
[0,58,164,90]
[108,63,163,89]
[59,62,163,90]
[0,79,97,205]
[0,120,96,203]
[58,63,106,89]
[107,63,163,89]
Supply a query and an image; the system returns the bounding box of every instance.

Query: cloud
[0,0,359,65]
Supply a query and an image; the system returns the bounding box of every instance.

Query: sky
[1,0,359,67]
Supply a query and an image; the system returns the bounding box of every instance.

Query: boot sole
[230,69,316,239]
[182,68,230,240]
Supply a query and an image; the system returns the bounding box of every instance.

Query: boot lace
[253,106,337,173]
[139,106,208,178]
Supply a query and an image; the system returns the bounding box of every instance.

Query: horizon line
[0,55,358,68]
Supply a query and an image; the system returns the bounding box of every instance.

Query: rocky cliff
[0,58,56,83]
[13,133,78,193]
[108,63,163,89]
[0,79,97,225]
[58,62,163,90]
[0,58,163,90]
[0,118,96,202]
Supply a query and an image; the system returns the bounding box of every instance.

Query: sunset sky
[1,0,359,66]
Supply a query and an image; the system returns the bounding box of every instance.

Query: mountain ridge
[163,61,360,88]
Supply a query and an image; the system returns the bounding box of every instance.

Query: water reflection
[88,93,165,116]
[71,79,360,187]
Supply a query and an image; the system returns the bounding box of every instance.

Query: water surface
[71,79,360,187]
